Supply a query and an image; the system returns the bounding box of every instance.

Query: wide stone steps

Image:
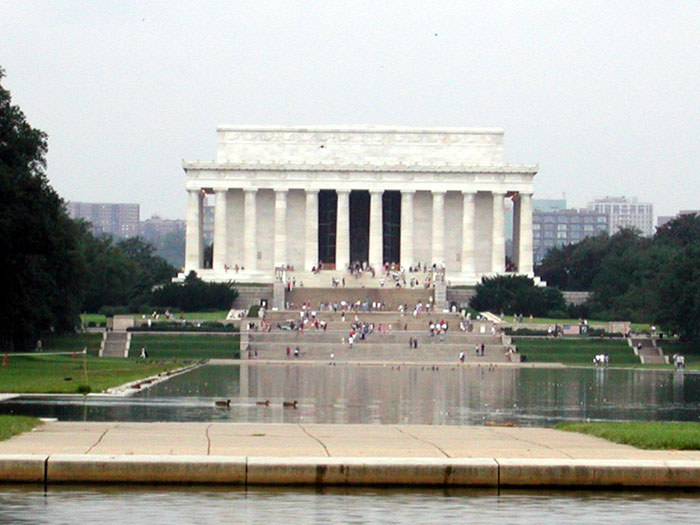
[246,344,510,363]
[629,337,667,364]
[99,332,130,358]
[248,331,502,345]
[284,287,435,310]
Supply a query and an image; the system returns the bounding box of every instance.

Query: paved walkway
[2,422,699,460]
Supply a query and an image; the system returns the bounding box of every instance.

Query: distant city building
[534,199,567,213]
[657,210,700,230]
[533,208,608,263]
[587,196,654,237]
[657,216,674,229]
[140,215,186,244]
[67,201,140,238]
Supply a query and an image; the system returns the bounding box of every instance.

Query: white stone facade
[182,125,537,285]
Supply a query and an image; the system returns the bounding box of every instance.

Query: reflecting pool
[1,485,700,524]
[2,364,699,425]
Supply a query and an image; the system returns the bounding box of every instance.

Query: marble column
[273,189,288,268]
[512,194,521,269]
[369,190,383,269]
[305,189,319,271]
[185,189,203,271]
[517,192,534,275]
[243,189,257,271]
[491,191,506,273]
[432,191,446,265]
[336,190,350,270]
[213,189,228,272]
[400,190,414,269]
[461,191,476,276]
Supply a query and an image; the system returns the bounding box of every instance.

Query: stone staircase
[244,311,512,363]
[629,337,667,365]
[285,287,434,311]
[99,331,131,358]
[284,268,439,290]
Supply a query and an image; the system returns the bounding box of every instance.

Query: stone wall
[446,287,476,307]
[232,285,274,309]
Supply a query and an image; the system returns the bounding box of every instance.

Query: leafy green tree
[652,244,700,341]
[151,271,238,311]
[0,68,84,350]
[116,237,176,308]
[76,225,138,312]
[470,275,565,317]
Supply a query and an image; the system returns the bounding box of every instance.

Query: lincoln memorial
[181,125,537,285]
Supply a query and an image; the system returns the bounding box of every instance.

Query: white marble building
[181,125,537,285]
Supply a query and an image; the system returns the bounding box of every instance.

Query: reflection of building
[181,125,538,283]
[587,196,654,237]
[533,208,608,263]
[67,201,140,238]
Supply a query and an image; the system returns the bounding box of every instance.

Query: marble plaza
[181,125,537,285]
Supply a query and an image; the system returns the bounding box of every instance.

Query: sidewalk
[1,422,699,487]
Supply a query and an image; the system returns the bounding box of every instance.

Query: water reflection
[1,484,700,524]
[1,365,699,425]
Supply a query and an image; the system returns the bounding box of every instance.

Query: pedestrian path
[2,423,699,487]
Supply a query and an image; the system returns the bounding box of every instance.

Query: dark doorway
[318,190,337,267]
[383,191,401,264]
[349,190,369,264]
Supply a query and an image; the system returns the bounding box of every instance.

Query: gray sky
[2,1,698,219]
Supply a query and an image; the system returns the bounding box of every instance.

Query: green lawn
[39,333,103,355]
[513,338,639,365]
[130,334,239,360]
[656,341,700,369]
[0,355,184,394]
[0,416,41,442]
[82,311,230,325]
[557,422,700,450]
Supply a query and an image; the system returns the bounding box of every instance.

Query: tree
[151,271,238,311]
[470,275,565,317]
[0,67,84,350]
[116,237,176,308]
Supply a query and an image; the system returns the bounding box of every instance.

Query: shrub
[150,272,238,311]
[98,305,130,317]
[470,276,566,317]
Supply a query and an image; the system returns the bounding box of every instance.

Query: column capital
[305,188,320,194]
[462,191,475,202]
[214,188,227,195]
[244,187,258,194]
[274,188,288,194]
[336,189,351,195]
[432,190,447,196]
[369,189,385,195]
[400,189,416,195]
[492,190,506,197]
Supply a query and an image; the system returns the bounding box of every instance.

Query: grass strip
[513,338,638,365]
[0,355,185,394]
[130,334,239,360]
[0,415,42,442]
[556,422,700,450]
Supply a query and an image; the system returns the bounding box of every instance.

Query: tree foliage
[470,275,566,317]
[0,68,86,350]
[151,272,239,311]
[536,216,700,340]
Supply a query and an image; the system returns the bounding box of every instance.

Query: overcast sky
[2,1,698,219]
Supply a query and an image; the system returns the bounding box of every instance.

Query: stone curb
[1,455,699,487]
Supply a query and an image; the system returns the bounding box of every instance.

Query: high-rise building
[67,202,140,238]
[533,208,608,263]
[140,215,186,244]
[587,196,654,237]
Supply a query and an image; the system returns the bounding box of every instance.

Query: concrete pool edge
[2,455,699,488]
